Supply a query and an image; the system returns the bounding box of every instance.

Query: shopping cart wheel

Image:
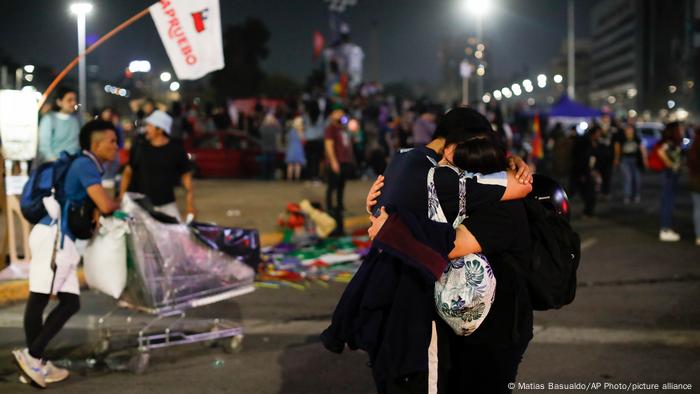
[203,324,221,348]
[221,334,244,354]
[94,338,110,356]
[128,351,150,374]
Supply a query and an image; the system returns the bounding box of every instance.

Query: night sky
[0,0,599,87]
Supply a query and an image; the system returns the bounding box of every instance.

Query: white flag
[149,0,225,80]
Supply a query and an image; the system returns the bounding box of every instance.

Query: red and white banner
[149,0,224,80]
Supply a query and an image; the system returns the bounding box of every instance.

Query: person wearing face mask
[119,110,196,222]
[36,86,81,166]
[14,120,121,388]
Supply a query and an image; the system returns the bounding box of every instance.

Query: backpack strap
[427,167,449,224]
[427,161,466,228]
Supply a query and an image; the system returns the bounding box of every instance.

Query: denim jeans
[692,192,700,238]
[660,170,680,229]
[620,156,641,200]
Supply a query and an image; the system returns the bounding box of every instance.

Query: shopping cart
[93,194,258,373]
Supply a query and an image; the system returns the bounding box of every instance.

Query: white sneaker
[659,229,681,242]
[19,360,70,384]
[13,348,46,388]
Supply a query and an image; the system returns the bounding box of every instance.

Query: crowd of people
[33,84,700,246]
[8,80,699,389]
[537,114,698,244]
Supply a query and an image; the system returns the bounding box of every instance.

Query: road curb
[0,214,368,307]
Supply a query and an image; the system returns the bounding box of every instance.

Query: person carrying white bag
[84,216,130,299]
[14,120,121,388]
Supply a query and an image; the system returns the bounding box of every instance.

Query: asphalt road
[1,173,699,393]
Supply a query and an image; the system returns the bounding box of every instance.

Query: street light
[23,65,35,73]
[169,81,180,91]
[462,0,493,17]
[160,72,172,82]
[460,0,493,103]
[553,74,563,84]
[70,2,92,121]
[511,83,522,96]
[128,60,151,73]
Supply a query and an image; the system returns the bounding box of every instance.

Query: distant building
[589,0,700,120]
[550,39,592,104]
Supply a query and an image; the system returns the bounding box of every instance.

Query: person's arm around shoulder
[368,207,482,259]
[501,170,533,201]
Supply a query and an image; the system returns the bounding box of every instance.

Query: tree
[211,18,270,100]
[260,74,302,98]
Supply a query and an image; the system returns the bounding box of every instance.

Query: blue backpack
[20,152,80,224]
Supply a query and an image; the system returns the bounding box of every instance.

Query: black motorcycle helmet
[528,174,570,221]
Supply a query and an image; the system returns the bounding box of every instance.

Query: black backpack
[518,197,581,310]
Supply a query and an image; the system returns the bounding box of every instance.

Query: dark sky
[0,0,598,87]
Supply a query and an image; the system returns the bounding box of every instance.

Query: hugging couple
[322,106,535,394]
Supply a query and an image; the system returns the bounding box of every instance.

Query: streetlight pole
[462,0,491,105]
[70,3,92,122]
[476,17,484,102]
[567,0,575,99]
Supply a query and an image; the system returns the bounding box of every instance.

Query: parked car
[636,122,664,150]
[184,131,267,178]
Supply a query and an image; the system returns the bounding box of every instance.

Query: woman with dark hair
[423,129,533,394]
[37,86,81,165]
[657,122,684,242]
[686,132,700,245]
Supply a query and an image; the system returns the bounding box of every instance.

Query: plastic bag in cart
[189,221,261,271]
[119,194,255,313]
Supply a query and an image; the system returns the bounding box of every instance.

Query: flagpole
[39,7,151,110]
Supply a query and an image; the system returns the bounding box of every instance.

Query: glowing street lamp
[460,0,494,102]
[70,3,92,121]
[160,72,172,82]
[462,0,493,17]
[170,81,181,91]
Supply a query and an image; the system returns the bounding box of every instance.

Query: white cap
[144,110,173,134]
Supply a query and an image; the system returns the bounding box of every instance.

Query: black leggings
[24,292,80,359]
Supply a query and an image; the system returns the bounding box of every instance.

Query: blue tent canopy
[549,94,602,118]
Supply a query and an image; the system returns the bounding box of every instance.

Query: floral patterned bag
[428,164,497,336]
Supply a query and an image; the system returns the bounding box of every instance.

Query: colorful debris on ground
[256,230,371,290]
